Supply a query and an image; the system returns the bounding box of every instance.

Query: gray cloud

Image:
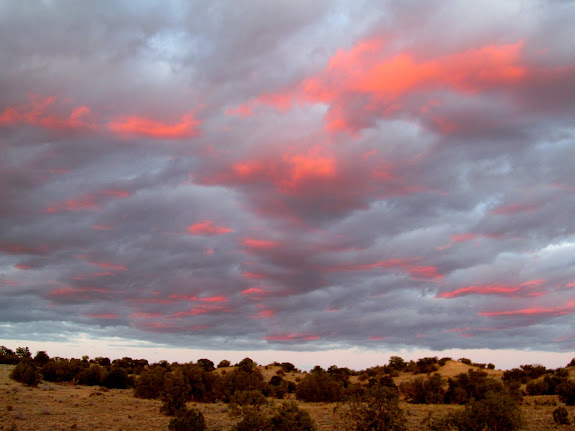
[1,0,575,357]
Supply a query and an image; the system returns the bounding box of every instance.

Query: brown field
[2,363,575,431]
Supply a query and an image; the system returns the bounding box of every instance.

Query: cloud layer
[1,0,575,355]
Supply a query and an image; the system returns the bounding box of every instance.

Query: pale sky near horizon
[1,1,575,369]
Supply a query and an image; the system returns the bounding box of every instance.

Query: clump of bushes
[9,361,40,387]
[345,386,406,431]
[427,391,522,431]
[295,366,343,402]
[168,408,206,431]
[233,401,316,431]
[400,373,445,404]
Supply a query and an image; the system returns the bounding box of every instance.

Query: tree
[217,359,231,368]
[33,350,50,366]
[196,359,215,372]
[15,346,31,359]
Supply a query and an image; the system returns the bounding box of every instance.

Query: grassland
[1,362,574,430]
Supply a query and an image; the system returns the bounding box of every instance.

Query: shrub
[346,386,406,431]
[168,407,206,431]
[295,368,343,402]
[557,380,575,405]
[220,366,265,402]
[102,366,129,389]
[161,371,190,415]
[77,364,103,386]
[134,366,167,399]
[400,374,444,404]
[10,362,40,387]
[553,406,570,425]
[269,401,317,431]
[232,409,272,431]
[229,390,268,415]
[432,391,522,431]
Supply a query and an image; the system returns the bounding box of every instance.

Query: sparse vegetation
[1,347,574,430]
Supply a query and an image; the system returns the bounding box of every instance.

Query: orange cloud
[187,220,232,236]
[0,95,94,131]
[236,39,526,133]
[107,111,200,139]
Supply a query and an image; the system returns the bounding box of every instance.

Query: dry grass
[2,363,575,430]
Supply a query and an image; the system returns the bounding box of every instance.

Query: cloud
[1,0,575,361]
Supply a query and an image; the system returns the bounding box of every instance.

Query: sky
[1,0,575,370]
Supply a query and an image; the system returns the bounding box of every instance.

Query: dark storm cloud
[1,0,575,355]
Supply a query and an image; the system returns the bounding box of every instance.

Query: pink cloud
[187,220,232,236]
[479,299,575,317]
[439,279,547,299]
[107,111,200,139]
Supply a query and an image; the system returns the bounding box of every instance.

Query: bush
[553,406,570,425]
[168,407,206,431]
[161,371,190,415]
[233,409,272,431]
[346,386,406,431]
[269,401,317,431]
[10,362,40,387]
[400,374,444,404]
[431,391,522,431]
[134,366,167,399]
[219,366,266,402]
[77,364,103,386]
[557,380,575,405]
[229,390,268,415]
[102,366,129,389]
[295,369,343,402]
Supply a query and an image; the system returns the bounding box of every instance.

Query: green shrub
[229,390,268,415]
[269,401,317,431]
[400,374,444,404]
[134,366,167,399]
[168,407,206,431]
[232,409,272,431]
[431,391,522,431]
[295,368,343,402]
[161,371,190,415]
[10,362,40,387]
[77,364,103,386]
[553,406,570,425]
[346,386,406,431]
